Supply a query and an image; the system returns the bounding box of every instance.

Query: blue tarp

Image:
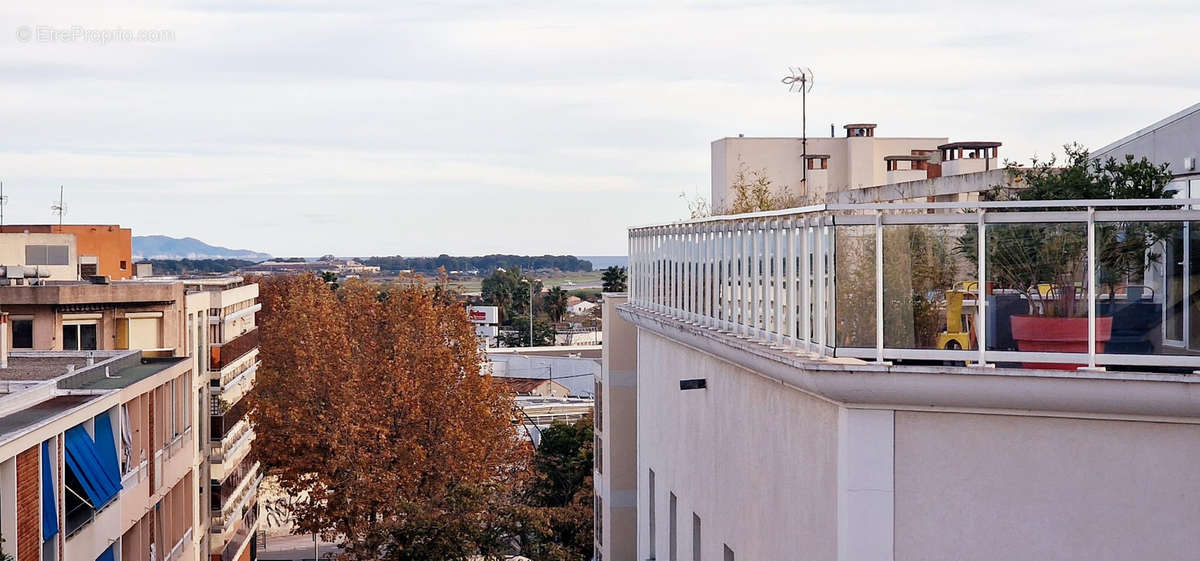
[63,426,121,508]
[96,545,115,561]
[41,440,58,541]
[92,414,121,489]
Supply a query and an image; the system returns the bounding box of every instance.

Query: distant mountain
[133,235,271,261]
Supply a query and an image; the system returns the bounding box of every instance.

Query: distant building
[711,124,1001,208]
[496,377,571,398]
[567,300,598,316]
[1,224,133,279]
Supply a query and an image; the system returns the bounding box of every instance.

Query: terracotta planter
[1009,315,1113,370]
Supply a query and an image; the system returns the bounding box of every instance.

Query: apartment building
[711,123,1001,208]
[0,338,196,561]
[0,275,260,561]
[1,225,133,280]
[604,196,1200,561]
[182,278,260,561]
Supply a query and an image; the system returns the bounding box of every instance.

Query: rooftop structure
[600,197,1200,561]
[711,123,1002,208]
[1,224,133,280]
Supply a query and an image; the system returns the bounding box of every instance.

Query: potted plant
[960,144,1173,369]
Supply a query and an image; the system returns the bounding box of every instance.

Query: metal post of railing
[1087,206,1097,370]
[724,221,734,333]
[763,220,772,340]
[815,218,827,356]
[875,211,885,363]
[976,211,989,367]
[700,222,710,326]
[749,220,759,338]
[800,217,810,351]
[774,219,784,345]
[786,216,797,348]
[691,224,699,323]
[686,224,693,320]
[826,219,836,354]
[741,221,750,337]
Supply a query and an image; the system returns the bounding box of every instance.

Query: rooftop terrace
[627,198,1200,373]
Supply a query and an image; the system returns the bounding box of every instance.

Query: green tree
[544,287,569,322]
[601,266,627,293]
[502,315,555,347]
[523,416,595,561]
[482,267,543,324]
[319,270,339,291]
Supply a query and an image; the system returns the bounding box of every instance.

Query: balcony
[210,419,254,471]
[627,199,1200,372]
[210,327,259,370]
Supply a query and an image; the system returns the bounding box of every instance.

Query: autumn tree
[250,274,532,561]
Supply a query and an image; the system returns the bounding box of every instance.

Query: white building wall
[894,411,1200,561]
[637,330,839,561]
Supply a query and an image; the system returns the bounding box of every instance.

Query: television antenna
[781,67,814,193]
[0,182,7,227]
[50,185,66,226]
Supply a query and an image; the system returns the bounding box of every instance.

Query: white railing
[628,199,1200,371]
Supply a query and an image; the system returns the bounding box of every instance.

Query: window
[692,513,701,561]
[170,378,178,438]
[669,493,677,561]
[596,495,603,546]
[649,469,656,559]
[11,318,33,348]
[25,245,69,266]
[595,380,603,430]
[596,436,602,474]
[119,260,127,270]
[61,323,97,351]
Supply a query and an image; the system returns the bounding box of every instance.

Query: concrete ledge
[617,305,1200,421]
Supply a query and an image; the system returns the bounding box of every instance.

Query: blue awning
[41,440,58,541]
[92,414,121,488]
[63,426,121,508]
[96,544,115,561]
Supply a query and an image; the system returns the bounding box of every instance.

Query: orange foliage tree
[249,274,535,560]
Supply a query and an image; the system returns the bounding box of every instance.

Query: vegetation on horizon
[366,254,594,273]
[133,258,256,275]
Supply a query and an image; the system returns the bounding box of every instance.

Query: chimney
[1,312,8,369]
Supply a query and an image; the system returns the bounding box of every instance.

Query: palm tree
[601,266,627,292]
[544,286,569,322]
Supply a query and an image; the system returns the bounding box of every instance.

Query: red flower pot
[1009,315,1113,370]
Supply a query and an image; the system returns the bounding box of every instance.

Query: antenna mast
[0,182,6,227]
[782,67,814,195]
[51,185,66,227]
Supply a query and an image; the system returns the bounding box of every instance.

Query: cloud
[0,0,1196,256]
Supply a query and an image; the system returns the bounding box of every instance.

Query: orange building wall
[0,224,133,279]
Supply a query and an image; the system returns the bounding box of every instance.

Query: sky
[0,1,1197,257]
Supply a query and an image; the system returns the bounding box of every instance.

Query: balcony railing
[210,327,259,370]
[628,199,1200,372]
[210,420,254,464]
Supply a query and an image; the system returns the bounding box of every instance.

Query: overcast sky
[0,1,1197,257]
